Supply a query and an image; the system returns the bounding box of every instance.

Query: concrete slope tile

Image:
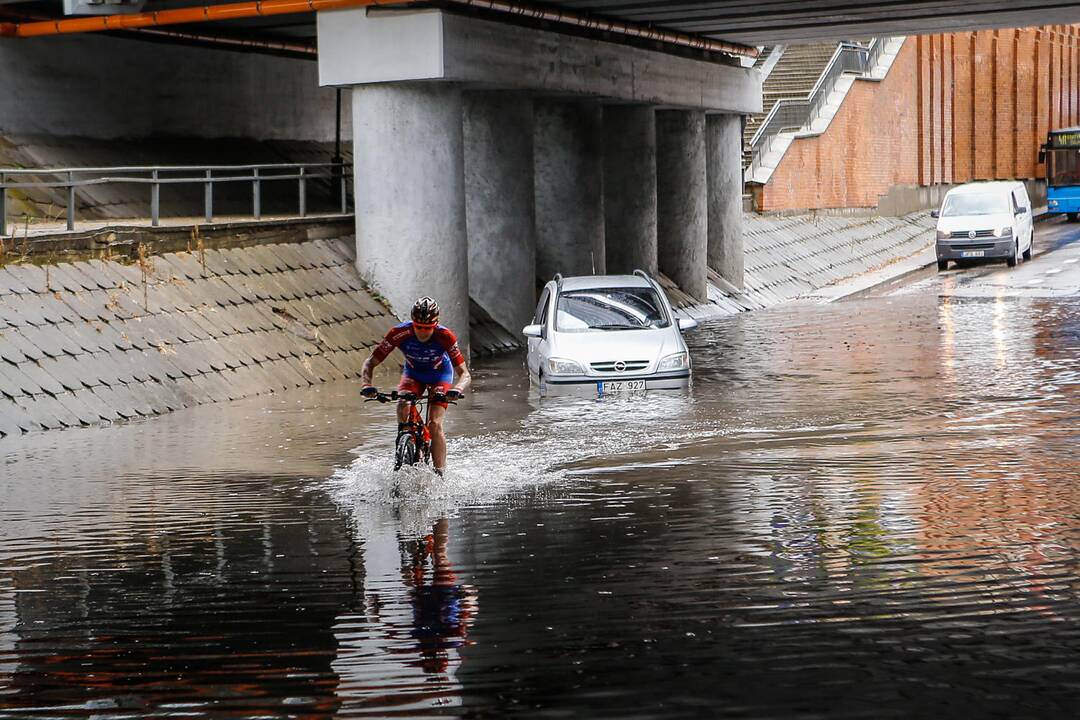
[54,391,103,426]
[104,381,156,417]
[41,264,86,294]
[14,394,71,429]
[283,356,317,386]
[3,264,49,294]
[137,381,175,414]
[73,388,120,422]
[101,288,145,320]
[189,372,228,403]
[160,252,208,281]
[0,329,28,364]
[15,360,65,396]
[170,377,204,407]
[0,294,41,327]
[113,318,154,350]
[18,324,74,358]
[57,263,102,292]
[0,398,41,432]
[0,361,28,399]
[53,321,107,354]
[76,260,121,290]
[90,385,139,420]
[171,311,212,342]
[218,335,255,367]
[0,267,31,296]
[199,249,236,276]
[0,411,23,439]
[305,355,346,383]
[4,334,44,367]
[39,355,92,391]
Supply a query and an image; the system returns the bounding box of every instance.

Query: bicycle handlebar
[363,389,459,405]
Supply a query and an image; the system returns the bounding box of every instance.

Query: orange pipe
[0,0,757,58]
[3,0,387,38]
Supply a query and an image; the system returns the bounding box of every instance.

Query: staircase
[743,42,844,167]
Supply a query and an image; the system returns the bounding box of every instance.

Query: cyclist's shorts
[398,374,453,409]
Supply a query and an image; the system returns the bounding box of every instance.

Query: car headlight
[547,357,585,375]
[994,225,1013,238]
[1049,199,1058,207]
[936,229,950,241]
[657,352,689,372]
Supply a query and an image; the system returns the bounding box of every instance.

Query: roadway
[873,216,1080,299]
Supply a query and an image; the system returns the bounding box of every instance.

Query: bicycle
[365,390,457,470]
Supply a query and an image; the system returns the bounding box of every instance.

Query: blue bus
[1042,127,1080,220]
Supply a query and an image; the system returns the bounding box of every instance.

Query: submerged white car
[522,271,697,395]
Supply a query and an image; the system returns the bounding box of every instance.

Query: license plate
[961,250,985,258]
[598,380,646,394]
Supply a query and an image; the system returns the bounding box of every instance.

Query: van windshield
[940,193,1010,217]
[555,288,670,332]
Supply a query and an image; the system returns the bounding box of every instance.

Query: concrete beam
[603,105,658,276]
[656,110,707,301]
[352,83,470,353]
[706,114,744,288]
[534,101,605,281]
[317,8,761,114]
[464,92,537,334]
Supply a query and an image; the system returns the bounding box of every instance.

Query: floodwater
[2,278,1079,717]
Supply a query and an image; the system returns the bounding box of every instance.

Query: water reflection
[0,292,1078,717]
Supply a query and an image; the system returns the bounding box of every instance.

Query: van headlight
[657,352,689,372]
[547,358,585,375]
[994,225,1013,238]
[936,229,950,241]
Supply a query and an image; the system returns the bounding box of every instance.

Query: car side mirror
[677,318,698,332]
[930,209,940,219]
[1015,206,1028,215]
[522,324,543,338]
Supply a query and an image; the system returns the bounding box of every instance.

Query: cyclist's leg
[427,380,452,472]
[397,375,423,427]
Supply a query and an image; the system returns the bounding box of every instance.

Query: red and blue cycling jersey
[372,322,465,385]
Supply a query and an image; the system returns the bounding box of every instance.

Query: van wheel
[936,259,949,272]
[1007,240,1019,267]
[1022,231,1033,261]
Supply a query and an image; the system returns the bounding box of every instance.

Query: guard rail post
[204,169,213,223]
[151,169,160,227]
[0,173,6,237]
[298,166,306,218]
[66,171,75,231]
[339,162,347,214]
[253,167,261,220]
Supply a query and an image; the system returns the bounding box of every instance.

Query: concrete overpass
[5,0,1080,348]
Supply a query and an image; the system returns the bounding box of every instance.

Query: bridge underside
[541,1,1080,44]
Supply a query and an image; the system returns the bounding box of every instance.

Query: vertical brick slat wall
[760,24,1080,212]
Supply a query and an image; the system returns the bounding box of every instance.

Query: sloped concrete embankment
[0,238,397,439]
[665,212,934,316]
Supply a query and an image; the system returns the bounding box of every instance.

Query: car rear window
[555,288,670,332]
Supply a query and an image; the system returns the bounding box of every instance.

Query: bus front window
[1047,148,1080,187]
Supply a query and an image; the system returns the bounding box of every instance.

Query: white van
[932,181,1034,271]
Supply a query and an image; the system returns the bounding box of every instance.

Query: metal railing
[0,161,350,236]
[747,39,885,182]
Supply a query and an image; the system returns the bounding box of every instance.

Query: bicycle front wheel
[395,433,419,470]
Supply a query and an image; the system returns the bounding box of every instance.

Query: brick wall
[759,25,1080,212]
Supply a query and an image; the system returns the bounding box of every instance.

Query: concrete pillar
[603,105,658,276]
[352,83,470,353]
[534,100,605,280]
[656,110,708,301]
[464,93,537,334]
[707,114,745,288]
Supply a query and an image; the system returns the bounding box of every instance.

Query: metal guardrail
[748,39,884,182]
[0,162,350,237]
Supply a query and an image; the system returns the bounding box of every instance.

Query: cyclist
[360,297,471,475]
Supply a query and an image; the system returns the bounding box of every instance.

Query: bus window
[1047,148,1080,187]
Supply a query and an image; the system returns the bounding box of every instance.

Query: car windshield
[555,287,670,332]
[940,193,1010,216]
